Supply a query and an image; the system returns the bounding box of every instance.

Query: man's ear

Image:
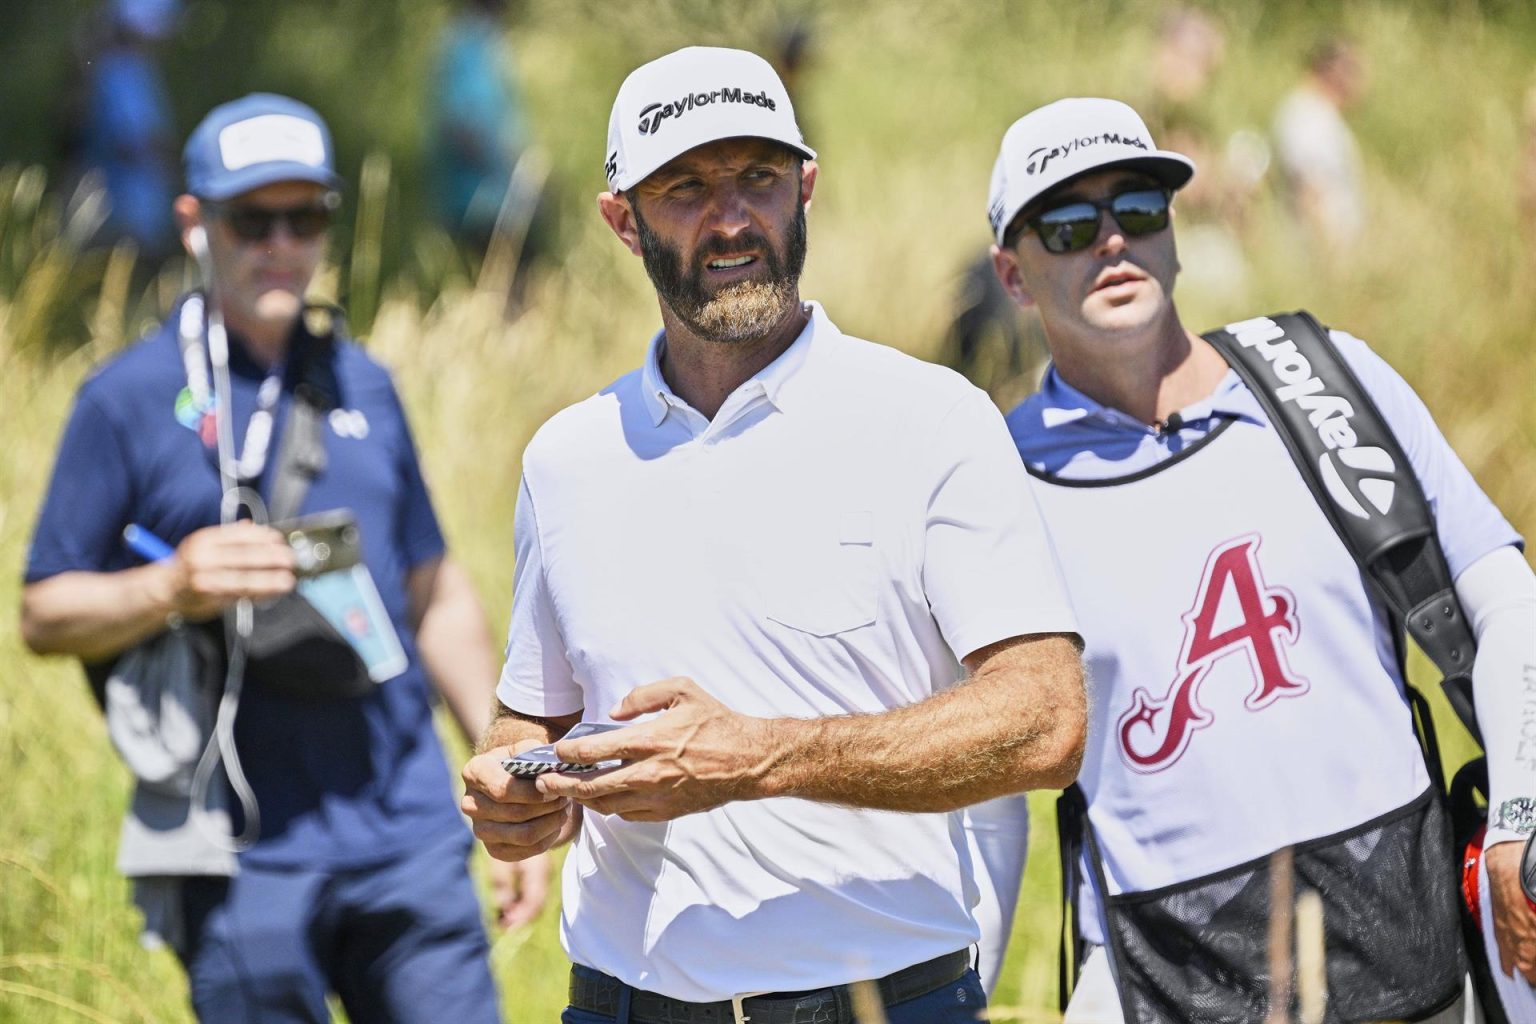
[597,191,643,256]
[990,243,1036,309]
[173,194,208,259]
[798,158,818,212]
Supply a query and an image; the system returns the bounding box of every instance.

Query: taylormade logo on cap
[605,46,814,192]
[1022,130,1151,177]
[987,97,1195,245]
[636,87,778,136]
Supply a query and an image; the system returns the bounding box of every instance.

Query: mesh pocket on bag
[1103,787,1465,1023]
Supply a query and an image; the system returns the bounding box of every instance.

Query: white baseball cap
[987,97,1195,245]
[604,46,815,192]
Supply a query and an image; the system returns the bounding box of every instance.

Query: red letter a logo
[1118,534,1307,772]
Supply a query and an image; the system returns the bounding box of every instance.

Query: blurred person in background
[1517,81,1536,244]
[1144,7,1226,192]
[20,92,545,1023]
[987,97,1535,1022]
[461,45,1088,1024]
[1273,37,1368,254]
[944,251,1047,402]
[771,16,815,136]
[427,0,549,281]
[73,0,180,263]
[1142,7,1268,304]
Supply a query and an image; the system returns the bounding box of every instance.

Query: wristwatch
[1494,797,1536,835]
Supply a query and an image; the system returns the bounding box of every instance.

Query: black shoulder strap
[1202,311,1480,744]
[1056,784,1088,1010]
[267,305,342,524]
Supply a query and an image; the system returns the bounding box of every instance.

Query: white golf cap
[987,97,1195,245]
[604,46,815,192]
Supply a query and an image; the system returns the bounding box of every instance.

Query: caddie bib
[1032,413,1463,1021]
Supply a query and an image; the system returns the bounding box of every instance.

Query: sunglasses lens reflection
[1036,203,1100,254]
[1111,190,1171,236]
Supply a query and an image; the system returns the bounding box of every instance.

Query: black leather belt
[568,949,972,1024]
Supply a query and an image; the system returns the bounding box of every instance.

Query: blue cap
[183,93,343,201]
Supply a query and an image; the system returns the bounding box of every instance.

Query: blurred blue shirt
[83,45,176,254]
[428,10,528,238]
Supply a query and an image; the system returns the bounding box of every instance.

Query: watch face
[1498,798,1536,835]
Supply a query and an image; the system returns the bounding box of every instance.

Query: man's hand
[167,522,296,620]
[537,677,777,822]
[462,740,581,861]
[486,851,551,930]
[1485,840,1536,984]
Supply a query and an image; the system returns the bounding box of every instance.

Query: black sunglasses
[207,197,337,243]
[1024,187,1171,254]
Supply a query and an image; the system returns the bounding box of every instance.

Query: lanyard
[177,293,286,490]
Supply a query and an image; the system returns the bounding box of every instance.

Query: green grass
[4,1,1535,1021]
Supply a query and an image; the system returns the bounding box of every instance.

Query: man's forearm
[21,567,180,662]
[759,633,1085,812]
[411,558,502,745]
[478,702,581,754]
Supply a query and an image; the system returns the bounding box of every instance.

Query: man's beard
[633,200,807,344]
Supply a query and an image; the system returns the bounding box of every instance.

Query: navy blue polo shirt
[26,296,466,869]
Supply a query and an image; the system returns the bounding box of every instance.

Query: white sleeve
[495,474,584,718]
[1332,330,1523,574]
[1457,545,1536,847]
[920,388,1079,662]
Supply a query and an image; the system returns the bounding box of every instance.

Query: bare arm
[24,564,187,661]
[21,522,296,661]
[407,556,502,745]
[767,632,1085,808]
[541,632,1085,821]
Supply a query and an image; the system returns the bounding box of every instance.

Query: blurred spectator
[1518,81,1536,243]
[427,0,546,274]
[1273,37,1367,252]
[77,0,180,263]
[1143,8,1268,304]
[772,17,816,136]
[1144,8,1227,218]
[945,253,1048,396]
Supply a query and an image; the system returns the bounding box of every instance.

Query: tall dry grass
[3,2,1535,1021]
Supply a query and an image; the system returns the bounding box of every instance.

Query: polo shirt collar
[638,301,823,427]
[1035,362,1263,432]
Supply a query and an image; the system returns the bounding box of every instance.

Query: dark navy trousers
[176,829,499,1023]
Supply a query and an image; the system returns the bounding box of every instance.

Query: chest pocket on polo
[761,510,878,637]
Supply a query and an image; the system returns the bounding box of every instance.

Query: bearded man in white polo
[460,46,1087,1024]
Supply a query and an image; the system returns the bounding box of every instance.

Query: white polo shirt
[498,302,1077,1002]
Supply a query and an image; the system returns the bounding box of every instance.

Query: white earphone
[188,224,208,258]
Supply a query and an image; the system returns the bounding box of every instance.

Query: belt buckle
[729,990,769,1024]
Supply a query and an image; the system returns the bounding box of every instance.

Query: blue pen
[123,524,176,562]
